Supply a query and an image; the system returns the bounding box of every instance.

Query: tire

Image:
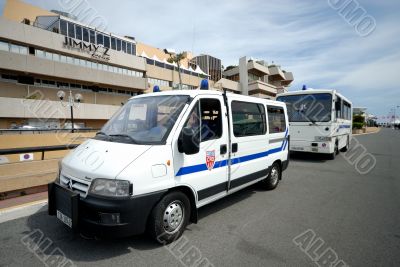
[329,141,339,160]
[261,162,281,190]
[148,191,190,244]
[340,136,350,152]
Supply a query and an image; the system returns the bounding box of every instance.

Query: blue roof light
[153,85,160,92]
[302,84,307,90]
[200,79,209,90]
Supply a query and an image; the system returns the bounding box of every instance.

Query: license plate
[312,147,318,152]
[57,210,72,228]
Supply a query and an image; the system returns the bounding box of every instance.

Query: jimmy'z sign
[63,36,110,61]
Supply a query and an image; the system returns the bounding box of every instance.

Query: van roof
[130,89,285,105]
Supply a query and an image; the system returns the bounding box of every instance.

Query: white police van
[48,89,289,243]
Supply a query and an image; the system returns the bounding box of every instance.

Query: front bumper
[289,140,334,154]
[48,183,166,238]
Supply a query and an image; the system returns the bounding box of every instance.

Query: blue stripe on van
[176,129,289,176]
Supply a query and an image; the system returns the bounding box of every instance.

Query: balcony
[268,65,286,81]
[247,60,269,76]
[215,78,241,93]
[248,80,277,97]
[281,72,294,86]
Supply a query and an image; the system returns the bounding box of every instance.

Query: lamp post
[164,48,186,90]
[57,90,82,133]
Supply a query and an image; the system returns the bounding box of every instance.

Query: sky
[1,0,399,120]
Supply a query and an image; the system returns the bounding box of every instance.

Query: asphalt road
[1,128,399,267]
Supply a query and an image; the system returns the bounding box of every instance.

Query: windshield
[277,93,332,122]
[96,95,189,144]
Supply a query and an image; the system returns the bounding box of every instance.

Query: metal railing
[0,144,79,160]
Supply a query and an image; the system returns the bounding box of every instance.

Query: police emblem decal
[206,150,216,170]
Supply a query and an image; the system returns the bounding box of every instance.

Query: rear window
[267,106,286,133]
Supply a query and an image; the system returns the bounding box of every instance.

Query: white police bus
[277,88,352,159]
[48,89,289,243]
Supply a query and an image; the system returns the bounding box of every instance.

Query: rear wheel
[261,162,281,190]
[148,191,190,244]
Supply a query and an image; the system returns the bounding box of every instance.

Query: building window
[146,58,154,65]
[89,30,96,43]
[127,43,132,54]
[116,39,121,51]
[75,25,82,40]
[121,41,126,53]
[60,55,67,63]
[82,28,89,42]
[96,33,103,45]
[155,61,164,68]
[60,20,67,36]
[67,22,75,38]
[267,106,286,133]
[0,41,8,51]
[45,51,53,60]
[103,35,110,48]
[111,37,116,50]
[232,101,266,137]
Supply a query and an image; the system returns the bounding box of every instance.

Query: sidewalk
[0,191,47,211]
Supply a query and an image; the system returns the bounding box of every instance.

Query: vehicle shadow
[23,183,264,263]
[289,151,330,162]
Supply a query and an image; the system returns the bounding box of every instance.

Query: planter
[352,129,363,134]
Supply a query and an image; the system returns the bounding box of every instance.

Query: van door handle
[232,143,238,153]
[220,144,227,155]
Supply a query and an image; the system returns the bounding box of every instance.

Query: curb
[0,199,48,224]
[353,129,380,136]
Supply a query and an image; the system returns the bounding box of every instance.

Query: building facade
[0,0,294,129]
[216,57,294,99]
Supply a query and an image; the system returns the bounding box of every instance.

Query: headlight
[315,136,332,142]
[89,178,131,198]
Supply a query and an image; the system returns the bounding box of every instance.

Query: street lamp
[57,90,83,133]
[164,48,187,90]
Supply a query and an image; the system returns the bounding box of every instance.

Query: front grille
[60,173,90,198]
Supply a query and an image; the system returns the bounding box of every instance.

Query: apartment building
[216,57,294,99]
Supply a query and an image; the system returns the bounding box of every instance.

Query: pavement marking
[0,199,48,224]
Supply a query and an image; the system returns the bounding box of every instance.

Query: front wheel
[261,162,281,190]
[329,141,339,160]
[148,191,190,244]
[340,136,350,152]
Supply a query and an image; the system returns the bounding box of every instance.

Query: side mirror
[179,127,200,155]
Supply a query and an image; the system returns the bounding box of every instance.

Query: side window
[267,106,286,133]
[336,97,342,120]
[183,99,222,142]
[232,101,266,137]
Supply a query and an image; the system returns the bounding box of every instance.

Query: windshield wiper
[109,134,138,144]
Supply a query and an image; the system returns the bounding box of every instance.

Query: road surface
[0,128,399,266]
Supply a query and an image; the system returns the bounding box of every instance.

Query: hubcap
[163,201,184,234]
[270,167,279,185]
